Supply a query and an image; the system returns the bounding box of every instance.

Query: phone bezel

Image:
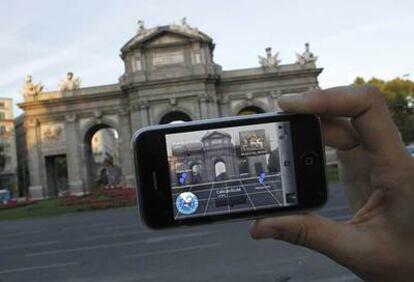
[133,113,327,229]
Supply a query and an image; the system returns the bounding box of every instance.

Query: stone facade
[17,22,322,199]
[0,98,18,196]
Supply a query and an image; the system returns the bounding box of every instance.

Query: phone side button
[301,152,318,167]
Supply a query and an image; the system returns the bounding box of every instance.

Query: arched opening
[84,124,122,190]
[214,161,227,181]
[238,106,265,116]
[160,111,191,124]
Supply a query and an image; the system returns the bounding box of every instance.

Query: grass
[326,165,340,183]
[0,187,137,221]
[0,198,87,221]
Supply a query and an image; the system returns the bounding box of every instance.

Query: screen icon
[176,192,199,215]
[258,172,266,184]
[178,172,188,185]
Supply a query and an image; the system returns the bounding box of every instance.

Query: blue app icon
[179,172,187,185]
[258,172,266,184]
[176,192,199,215]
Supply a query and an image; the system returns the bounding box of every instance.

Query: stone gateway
[16,20,322,199]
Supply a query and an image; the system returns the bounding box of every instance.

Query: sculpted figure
[22,75,43,97]
[258,47,281,68]
[296,42,318,65]
[59,72,81,92]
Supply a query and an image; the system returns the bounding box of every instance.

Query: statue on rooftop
[22,75,43,97]
[137,20,145,34]
[258,47,281,68]
[59,72,81,92]
[181,17,189,27]
[296,42,318,65]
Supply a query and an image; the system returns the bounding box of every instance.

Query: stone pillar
[140,102,150,126]
[130,104,141,132]
[130,100,149,131]
[65,113,84,195]
[118,109,135,187]
[219,96,231,117]
[271,90,282,112]
[208,97,220,118]
[26,119,44,199]
[199,97,209,119]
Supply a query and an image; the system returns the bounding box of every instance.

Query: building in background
[15,114,28,197]
[0,98,18,197]
[17,20,322,198]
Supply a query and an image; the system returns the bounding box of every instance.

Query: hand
[250,85,414,281]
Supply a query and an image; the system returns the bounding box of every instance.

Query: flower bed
[59,187,137,211]
[0,199,37,210]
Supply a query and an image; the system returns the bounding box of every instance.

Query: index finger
[277,85,405,159]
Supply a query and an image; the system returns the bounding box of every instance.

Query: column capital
[118,108,129,116]
[65,113,77,123]
[139,99,149,109]
[271,89,282,99]
[24,118,40,129]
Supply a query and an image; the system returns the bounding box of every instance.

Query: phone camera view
[166,122,297,220]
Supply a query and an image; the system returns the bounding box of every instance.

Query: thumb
[250,214,355,262]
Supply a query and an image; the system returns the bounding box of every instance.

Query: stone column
[130,100,150,131]
[130,103,141,132]
[199,97,209,119]
[208,97,220,118]
[26,119,44,199]
[271,90,282,112]
[219,96,231,117]
[65,113,84,195]
[118,109,135,187]
[140,102,150,126]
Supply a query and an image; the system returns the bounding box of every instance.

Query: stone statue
[258,47,281,68]
[137,20,145,34]
[181,17,188,27]
[22,75,43,97]
[59,72,81,92]
[136,20,157,39]
[296,42,318,65]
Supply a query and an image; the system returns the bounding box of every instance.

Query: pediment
[202,131,231,140]
[121,25,212,54]
[146,33,189,47]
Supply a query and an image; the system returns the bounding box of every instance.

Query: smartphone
[132,113,327,229]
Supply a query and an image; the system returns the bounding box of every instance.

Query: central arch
[214,160,227,181]
[83,123,122,191]
[159,111,192,124]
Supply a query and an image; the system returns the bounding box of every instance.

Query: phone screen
[165,121,298,220]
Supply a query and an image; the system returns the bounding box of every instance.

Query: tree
[353,77,414,143]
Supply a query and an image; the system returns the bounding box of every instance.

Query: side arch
[80,118,122,191]
[80,118,120,143]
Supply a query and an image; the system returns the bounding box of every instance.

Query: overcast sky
[1,0,413,115]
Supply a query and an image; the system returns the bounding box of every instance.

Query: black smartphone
[132,113,327,229]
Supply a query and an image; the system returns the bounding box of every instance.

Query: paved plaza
[0,183,360,282]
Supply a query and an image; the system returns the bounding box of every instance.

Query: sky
[1,0,413,115]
